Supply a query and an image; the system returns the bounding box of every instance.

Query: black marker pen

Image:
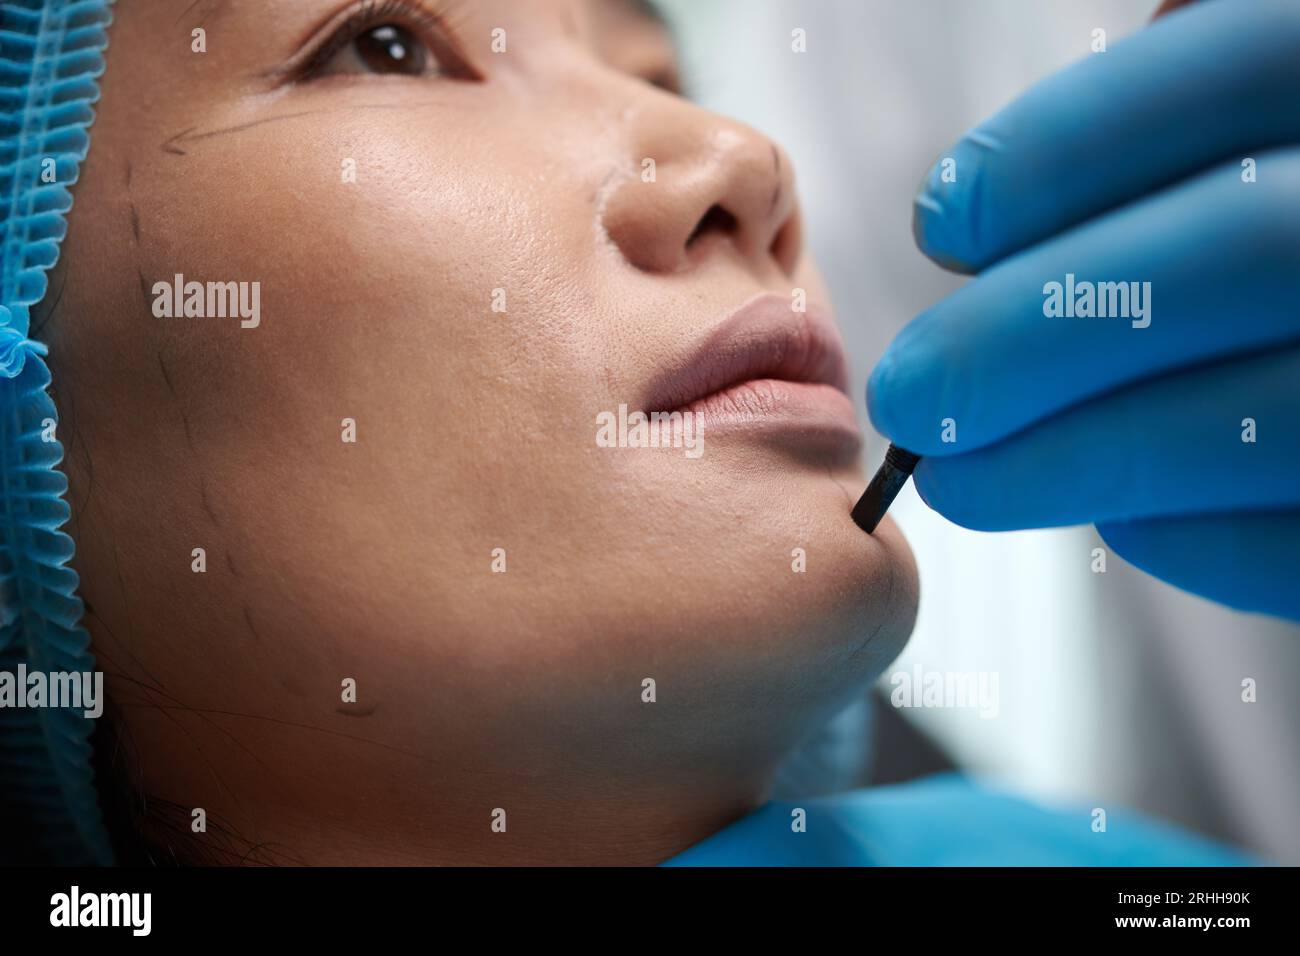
[850,444,920,534]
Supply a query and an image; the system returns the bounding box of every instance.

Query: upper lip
[644,292,852,413]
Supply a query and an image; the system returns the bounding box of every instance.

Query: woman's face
[44,0,916,863]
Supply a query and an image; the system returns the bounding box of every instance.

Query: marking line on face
[156,351,198,454]
[824,463,854,508]
[136,269,152,314]
[29,267,67,338]
[199,476,222,528]
[160,102,468,156]
[242,605,263,643]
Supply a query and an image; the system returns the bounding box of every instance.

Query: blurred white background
[660,0,1300,862]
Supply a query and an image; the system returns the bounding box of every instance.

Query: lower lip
[675,379,862,452]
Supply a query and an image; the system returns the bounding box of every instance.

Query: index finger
[914,0,1300,274]
[870,151,1300,456]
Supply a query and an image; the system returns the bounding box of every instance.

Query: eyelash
[299,0,456,80]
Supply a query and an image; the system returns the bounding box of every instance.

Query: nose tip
[601,110,803,277]
[704,132,799,261]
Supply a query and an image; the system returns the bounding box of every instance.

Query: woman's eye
[354,24,429,75]
[316,22,438,78]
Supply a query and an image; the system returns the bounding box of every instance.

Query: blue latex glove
[868,0,1300,621]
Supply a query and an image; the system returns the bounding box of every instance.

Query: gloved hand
[867,0,1300,621]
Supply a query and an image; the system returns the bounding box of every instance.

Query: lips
[643,291,861,452]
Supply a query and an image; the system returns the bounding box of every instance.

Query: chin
[673,461,918,703]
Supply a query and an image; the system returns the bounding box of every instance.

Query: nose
[600,92,803,277]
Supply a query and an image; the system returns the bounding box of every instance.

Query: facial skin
[40,0,917,864]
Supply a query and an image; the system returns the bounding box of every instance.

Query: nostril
[769,209,802,276]
[686,204,738,247]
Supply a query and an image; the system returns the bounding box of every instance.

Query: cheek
[51,112,621,665]
[120,112,606,465]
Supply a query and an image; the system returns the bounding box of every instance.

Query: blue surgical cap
[0,0,115,865]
